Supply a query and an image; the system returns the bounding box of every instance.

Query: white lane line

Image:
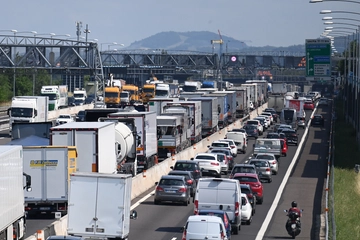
[255,107,317,240]
[130,190,155,211]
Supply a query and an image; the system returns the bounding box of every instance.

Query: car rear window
[247,120,259,125]
[169,172,191,180]
[212,142,229,148]
[233,167,255,174]
[174,163,195,171]
[234,176,258,182]
[159,179,183,186]
[256,155,274,160]
[187,222,220,235]
[250,161,268,167]
[241,187,251,194]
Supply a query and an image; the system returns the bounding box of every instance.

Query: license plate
[202,169,209,172]
[291,223,296,229]
[40,207,50,210]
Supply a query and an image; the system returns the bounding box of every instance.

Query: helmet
[291,201,297,208]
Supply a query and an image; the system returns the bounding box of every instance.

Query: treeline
[0,69,61,103]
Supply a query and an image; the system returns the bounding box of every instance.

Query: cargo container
[213,91,236,123]
[202,92,228,129]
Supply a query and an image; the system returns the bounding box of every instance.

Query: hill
[126,31,305,53]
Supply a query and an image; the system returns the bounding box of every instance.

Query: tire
[233,226,239,235]
[268,178,272,183]
[273,171,278,175]
[257,198,263,205]
[246,217,252,225]
[183,200,188,206]
[154,199,160,205]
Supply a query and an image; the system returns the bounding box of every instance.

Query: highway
[125,104,330,240]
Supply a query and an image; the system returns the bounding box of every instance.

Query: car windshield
[247,121,258,125]
[233,167,255,174]
[244,125,256,130]
[212,142,228,148]
[59,115,70,119]
[234,177,258,182]
[195,155,216,160]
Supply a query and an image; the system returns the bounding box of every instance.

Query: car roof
[160,175,185,180]
[168,170,192,176]
[219,139,235,143]
[256,153,276,157]
[233,173,259,178]
[198,209,227,215]
[212,140,230,144]
[195,153,218,157]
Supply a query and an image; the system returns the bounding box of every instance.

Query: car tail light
[182,229,186,240]
[211,162,219,166]
[194,200,199,214]
[253,184,260,187]
[186,179,193,185]
[248,193,253,199]
[221,230,225,240]
[235,202,239,216]
[231,145,235,149]
[25,207,31,211]
[178,187,187,193]
[266,168,271,172]
[292,134,297,137]
[156,186,164,192]
[271,160,277,164]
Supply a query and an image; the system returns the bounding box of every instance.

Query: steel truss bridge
[0,35,307,91]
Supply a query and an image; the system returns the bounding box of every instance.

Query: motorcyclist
[288,201,302,217]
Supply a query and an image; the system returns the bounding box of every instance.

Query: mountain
[126,31,305,53]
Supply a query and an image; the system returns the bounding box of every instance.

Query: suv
[254,153,279,175]
[264,108,278,122]
[192,153,222,177]
[76,110,86,122]
[170,160,202,183]
[311,114,325,126]
[229,163,258,179]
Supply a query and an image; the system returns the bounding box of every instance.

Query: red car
[304,100,314,110]
[233,173,264,204]
[280,139,288,157]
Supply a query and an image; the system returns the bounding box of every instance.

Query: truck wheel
[233,226,239,235]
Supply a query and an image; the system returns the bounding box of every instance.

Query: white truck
[164,101,202,144]
[268,95,285,113]
[107,111,158,173]
[22,146,77,217]
[40,85,68,110]
[50,122,117,174]
[241,83,256,108]
[73,88,87,101]
[183,80,202,92]
[271,83,287,95]
[67,172,137,240]
[0,146,32,240]
[228,87,249,118]
[147,97,179,115]
[55,114,74,126]
[202,92,228,129]
[8,96,49,137]
[188,97,219,138]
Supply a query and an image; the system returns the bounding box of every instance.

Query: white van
[280,108,298,129]
[225,132,247,154]
[182,215,229,240]
[194,178,242,234]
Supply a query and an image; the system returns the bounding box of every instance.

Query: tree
[0,75,12,102]
[16,75,32,96]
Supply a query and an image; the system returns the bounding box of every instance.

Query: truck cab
[73,88,87,101]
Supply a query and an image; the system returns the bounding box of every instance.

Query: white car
[56,114,74,125]
[258,115,271,128]
[192,153,222,177]
[260,112,274,124]
[219,139,238,157]
[241,193,253,225]
[254,153,279,175]
[208,141,233,155]
[94,101,106,108]
[213,152,229,175]
[255,116,269,129]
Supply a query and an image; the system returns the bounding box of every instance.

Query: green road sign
[306,39,331,81]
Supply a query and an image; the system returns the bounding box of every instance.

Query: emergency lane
[261,104,331,239]
[128,121,308,240]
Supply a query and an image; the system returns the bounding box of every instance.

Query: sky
[1,0,357,48]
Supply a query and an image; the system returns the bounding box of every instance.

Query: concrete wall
[25,103,267,240]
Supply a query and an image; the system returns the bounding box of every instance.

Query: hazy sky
[1,0,357,48]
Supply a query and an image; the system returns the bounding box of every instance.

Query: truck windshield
[155,90,168,96]
[41,93,57,100]
[120,92,129,98]
[11,108,33,118]
[74,94,85,98]
[105,92,119,98]
[143,88,154,93]
[183,86,197,92]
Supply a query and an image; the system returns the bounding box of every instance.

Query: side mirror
[130,210,138,219]
[155,182,158,185]
[207,145,210,148]
[284,209,288,213]
[180,226,185,232]
[170,166,174,170]
[23,173,32,191]
[34,109,38,117]
[190,158,194,160]
[7,108,10,116]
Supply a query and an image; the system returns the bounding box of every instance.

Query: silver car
[247,159,272,183]
[154,175,191,206]
[254,153,279,175]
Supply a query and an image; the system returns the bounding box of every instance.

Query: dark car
[311,114,325,126]
[74,99,84,106]
[240,184,256,215]
[264,108,278,122]
[243,125,259,139]
[154,175,191,206]
[279,132,287,143]
[229,163,258,179]
[197,210,232,239]
[85,97,95,104]
[68,97,75,106]
[209,148,234,170]
[281,129,298,146]
[266,132,280,139]
[170,160,202,183]
[76,110,86,122]
[168,170,196,197]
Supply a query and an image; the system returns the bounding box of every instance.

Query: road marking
[255,105,317,240]
[130,190,155,211]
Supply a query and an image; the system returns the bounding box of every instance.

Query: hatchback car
[254,153,279,175]
[247,159,272,183]
[264,108,278,122]
[192,153,222,177]
[154,175,191,205]
[243,125,259,139]
[229,164,258,179]
[240,184,256,215]
[219,139,238,157]
[281,129,299,146]
[266,132,280,139]
[318,98,328,106]
[297,117,306,129]
[170,160,202,183]
[280,139,288,157]
[209,149,233,172]
[234,173,264,204]
[75,110,86,122]
[240,193,253,225]
[197,210,232,239]
[311,114,325,126]
[304,100,315,110]
[168,170,196,197]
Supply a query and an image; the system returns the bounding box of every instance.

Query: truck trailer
[0,146,32,240]
[41,85,68,110]
[67,172,137,240]
[23,146,77,217]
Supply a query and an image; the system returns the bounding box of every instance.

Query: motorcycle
[284,209,303,239]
